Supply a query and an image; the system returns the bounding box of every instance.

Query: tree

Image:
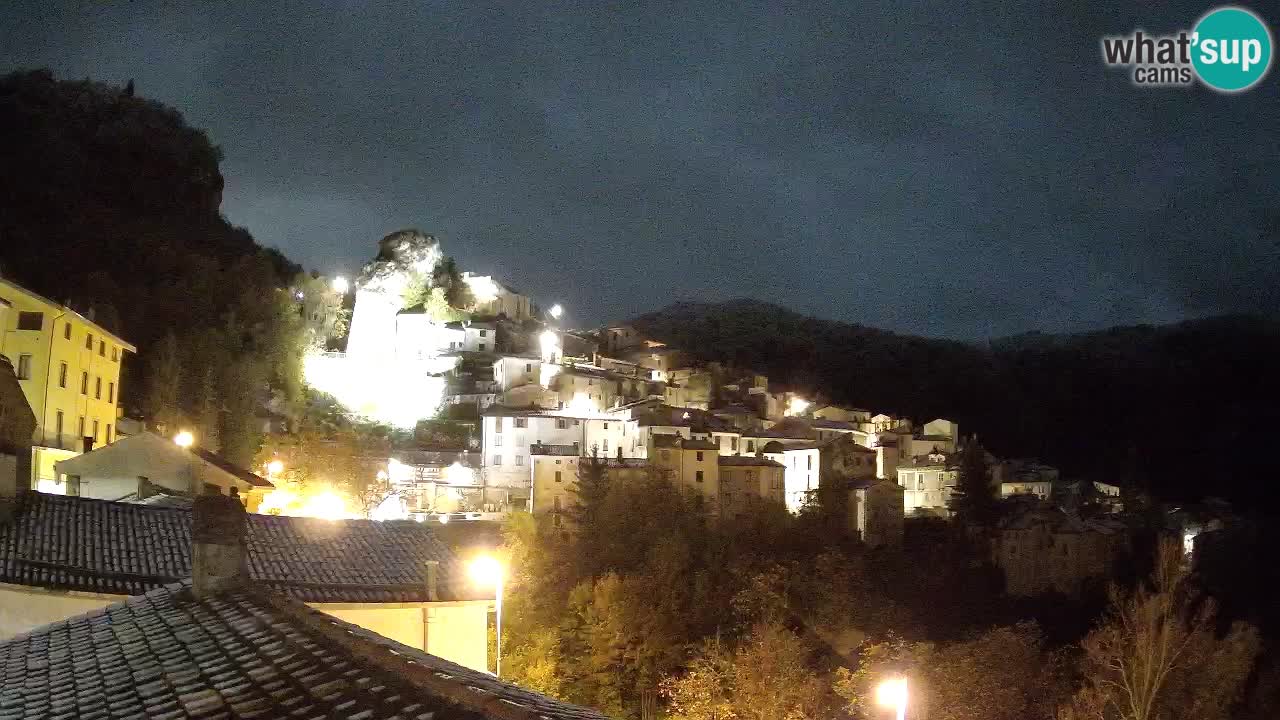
[1063,539,1261,720]
[144,331,183,429]
[949,442,998,525]
[834,623,1064,720]
[664,624,829,720]
[661,637,736,720]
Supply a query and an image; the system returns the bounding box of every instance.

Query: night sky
[2,2,1276,338]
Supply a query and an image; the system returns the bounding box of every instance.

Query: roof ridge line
[248,585,585,720]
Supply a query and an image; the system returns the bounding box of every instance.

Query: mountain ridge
[627,298,1280,506]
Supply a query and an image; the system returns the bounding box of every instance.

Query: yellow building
[0,277,135,488]
[651,435,720,511]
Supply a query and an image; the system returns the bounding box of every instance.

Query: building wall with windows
[530,452,579,521]
[650,437,720,510]
[717,457,785,518]
[0,277,135,487]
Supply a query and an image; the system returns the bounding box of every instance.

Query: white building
[761,440,822,513]
[896,450,957,517]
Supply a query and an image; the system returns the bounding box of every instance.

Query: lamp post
[470,555,504,678]
[876,677,908,720]
[173,430,194,448]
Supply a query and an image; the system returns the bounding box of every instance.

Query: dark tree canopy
[0,69,306,463]
[630,300,1280,507]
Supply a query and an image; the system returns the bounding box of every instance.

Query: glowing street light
[470,555,505,678]
[548,303,563,320]
[173,430,195,448]
[876,677,908,720]
[331,275,349,294]
[266,459,285,477]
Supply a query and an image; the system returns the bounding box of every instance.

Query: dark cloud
[3,0,1276,338]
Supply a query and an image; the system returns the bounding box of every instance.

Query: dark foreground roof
[0,493,477,602]
[0,580,612,720]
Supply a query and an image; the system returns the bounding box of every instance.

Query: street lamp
[173,430,195,448]
[470,555,504,678]
[548,303,563,320]
[876,677,908,720]
[266,459,284,477]
[331,276,349,294]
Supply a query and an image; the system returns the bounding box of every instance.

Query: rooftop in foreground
[0,493,478,602]
[0,580,613,720]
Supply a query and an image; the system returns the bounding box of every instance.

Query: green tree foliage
[253,392,395,511]
[1062,539,1261,720]
[433,256,475,310]
[0,70,309,464]
[949,443,998,525]
[833,623,1066,720]
[664,624,830,720]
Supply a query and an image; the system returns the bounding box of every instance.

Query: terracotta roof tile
[0,581,613,719]
[0,494,479,602]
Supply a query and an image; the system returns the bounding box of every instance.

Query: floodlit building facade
[0,277,136,490]
[896,450,958,517]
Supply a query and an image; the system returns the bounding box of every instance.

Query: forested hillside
[0,70,305,463]
[630,300,1280,506]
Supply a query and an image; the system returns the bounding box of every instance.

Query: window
[807,455,813,470]
[78,416,85,439]
[747,440,755,453]
[731,437,738,451]
[494,435,503,447]
[80,372,88,394]
[602,439,609,452]
[696,451,704,461]
[58,362,68,388]
[515,455,524,466]
[92,419,99,441]
[95,376,102,399]
[525,363,532,373]
[554,470,563,483]
[553,495,562,511]
[478,343,486,351]
[98,340,105,356]
[492,455,502,466]
[17,312,43,331]
[108,382,114,404]
[105,424,112,443]
[494,418,503,433]
[479,330,488,337]
[555,418,570,430]
[603,422,609,430]
[85,333,93,350]
[55,411,64,442]
[63,323,71,340]
[16,354,32,380]
[514,418,527,428]
[695,470,704,483]
[111,346,118,361]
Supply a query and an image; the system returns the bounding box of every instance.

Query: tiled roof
[0,580,613,720]
[717,456,784,468]
[0,493,479,602]
[192,448,274,488]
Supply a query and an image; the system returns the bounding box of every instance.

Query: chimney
[425,560,440,602]
[191,493,248,597]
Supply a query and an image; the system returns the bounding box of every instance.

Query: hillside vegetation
[0,69,305,463]
[630,299,1280,506]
